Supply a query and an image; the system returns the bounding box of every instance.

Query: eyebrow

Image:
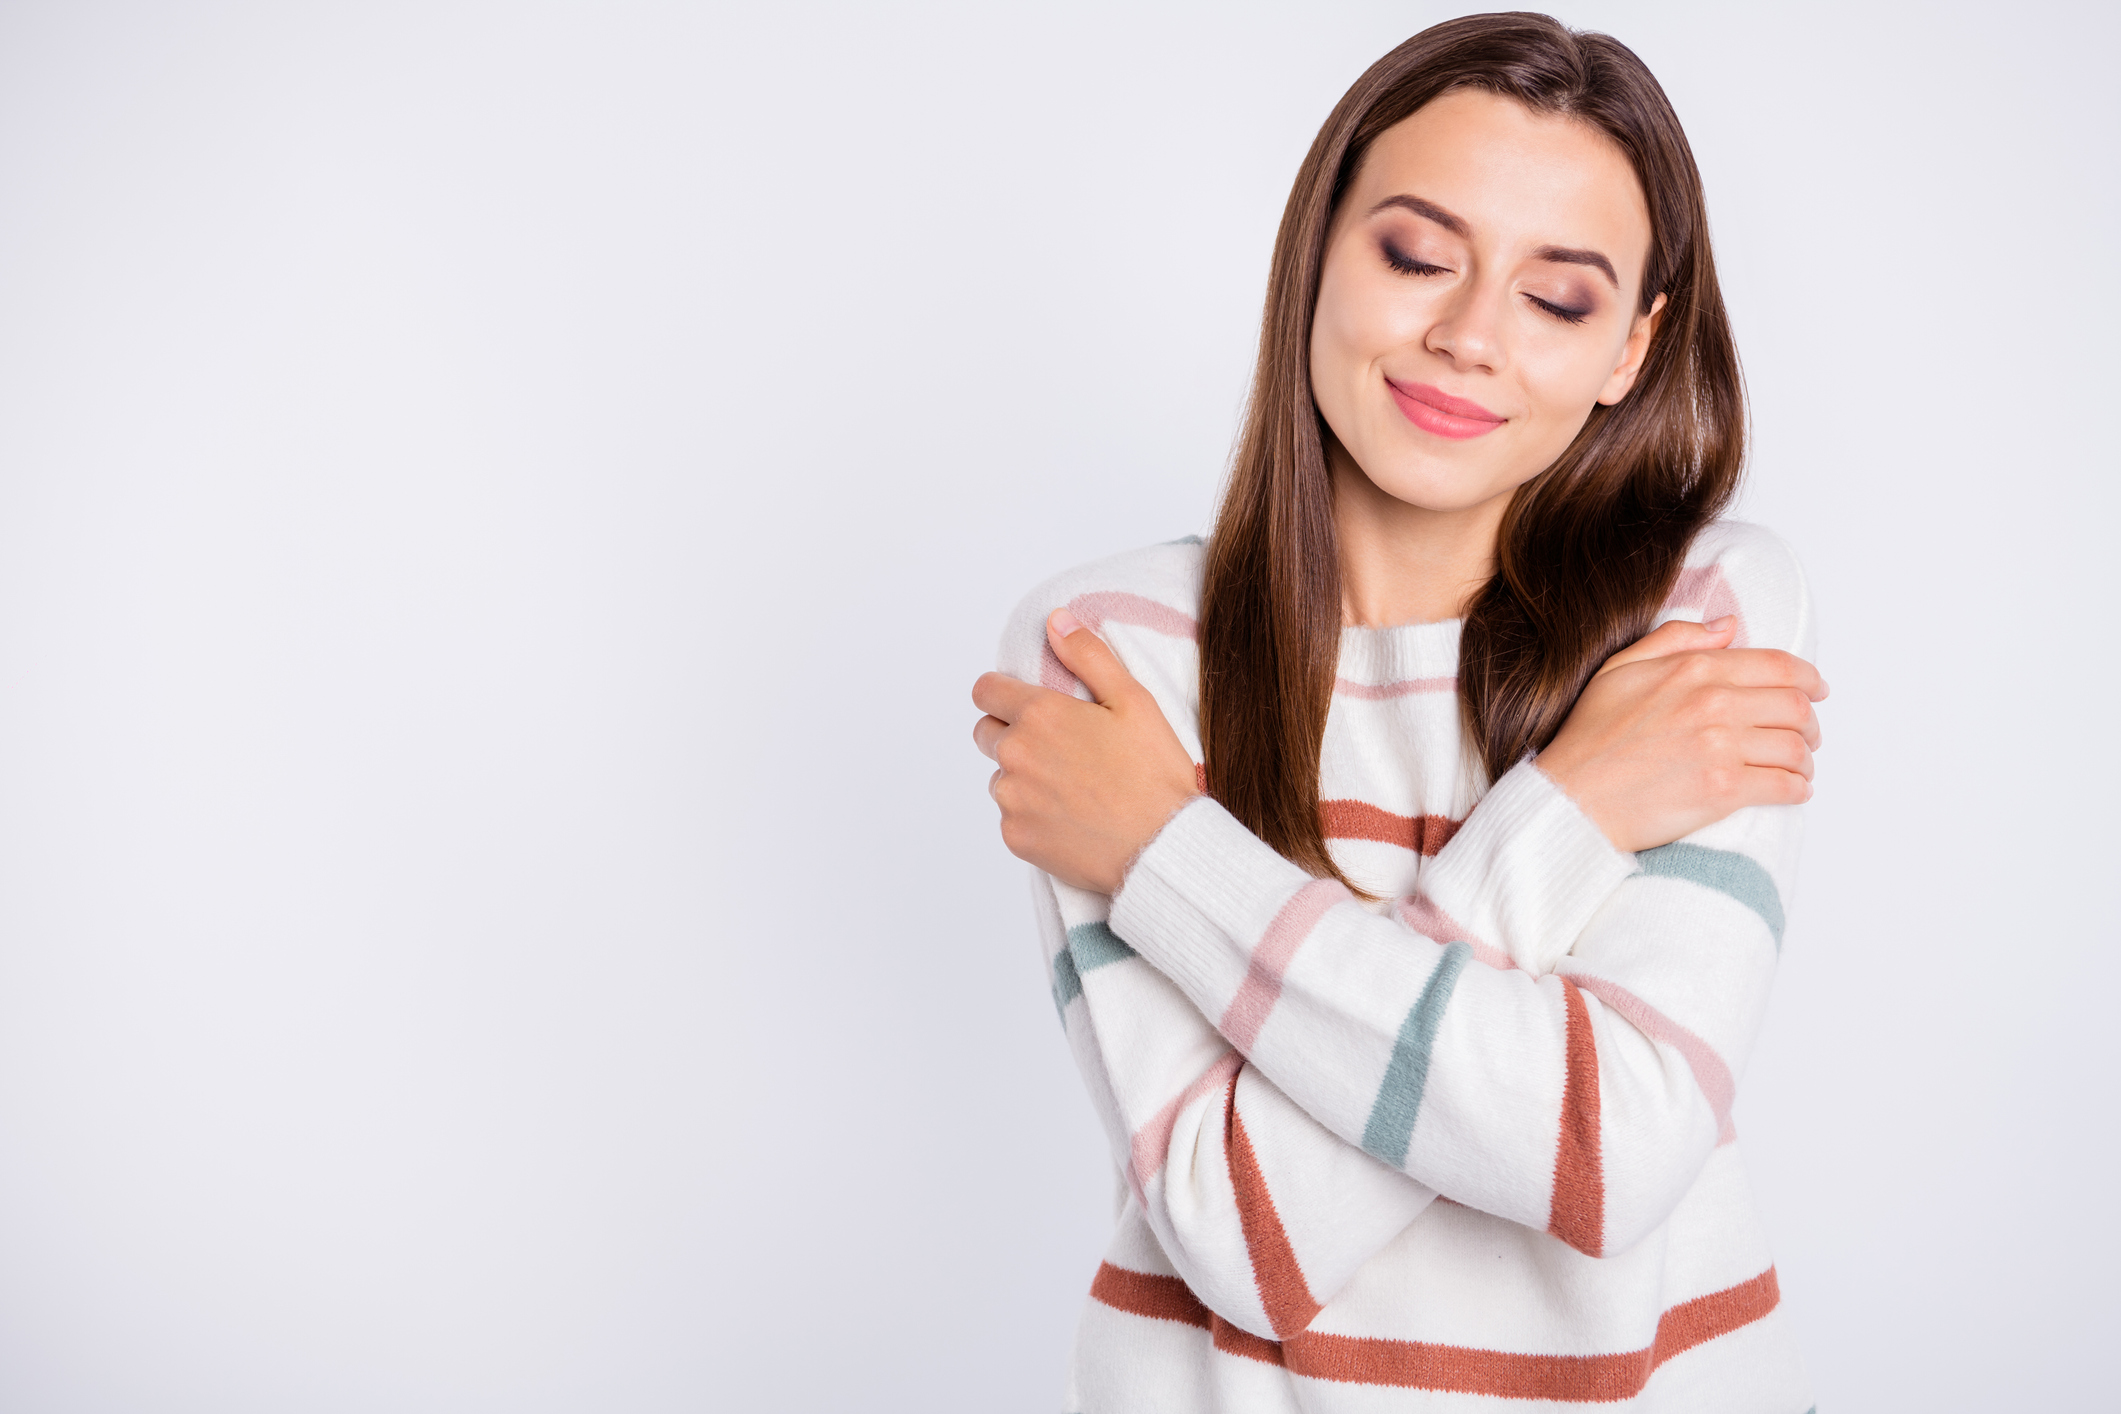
[1367,194,1621,289]
[1533,244,1619,288]
[1368,194,1468,236]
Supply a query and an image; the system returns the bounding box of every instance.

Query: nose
[1424,279,1509,375]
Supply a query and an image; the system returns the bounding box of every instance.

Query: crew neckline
[1335,616,1463,688]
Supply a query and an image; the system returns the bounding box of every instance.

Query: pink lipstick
[1386,379,1505,439]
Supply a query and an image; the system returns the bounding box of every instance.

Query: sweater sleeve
[998,543,1445,1339]
[1105,529,1814,1260]
[1034,864,1439,1341]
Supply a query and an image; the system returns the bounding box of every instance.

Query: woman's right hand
[1533,617,1826,855]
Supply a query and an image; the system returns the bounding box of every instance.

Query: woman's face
[1310,88,1664,516]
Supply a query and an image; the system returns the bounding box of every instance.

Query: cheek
[1311,261,1425,401]
[1308,266,1368,390]
[1515,328,1632,425]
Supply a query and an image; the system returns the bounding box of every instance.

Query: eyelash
[1381,242,1592,326]
[1525,294,1591,326]
[1382,242,1449,278]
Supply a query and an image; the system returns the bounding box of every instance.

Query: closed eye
[1381,240,1450,278]
[1525,293,1590,325]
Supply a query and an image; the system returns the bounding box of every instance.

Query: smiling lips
[1386,378,1505,439]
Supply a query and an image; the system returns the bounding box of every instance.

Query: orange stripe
[1212,1314,1288,1365]
[1548,979,1606,1257]
[1650,1266,1781,1365]
[1088,1263,1209,1329]
[1090,1263,1781,1399]
[1224,1076,1323,1337]
[1318,799,1462,855]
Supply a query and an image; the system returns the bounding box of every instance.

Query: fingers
[1599,615,1738,676]
[1699,649,1828,701]
[1046,608,1141,707]
[972,713,1007,762]
[1740,726,1815,781]
[972,670,1044,722]
[1732,763,1813,808]
[1722,684,1821,748]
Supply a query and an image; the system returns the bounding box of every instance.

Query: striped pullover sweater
[998,520,1815,1413]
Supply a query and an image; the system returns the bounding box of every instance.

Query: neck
[1330,445,1510,627]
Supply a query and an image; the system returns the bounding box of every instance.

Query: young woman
[972,15,1824,1412]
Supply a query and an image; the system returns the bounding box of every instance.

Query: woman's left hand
[972,610,1200,895]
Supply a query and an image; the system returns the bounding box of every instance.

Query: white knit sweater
[998,521,1815,1413]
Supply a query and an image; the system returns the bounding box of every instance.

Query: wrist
[1529,751,1634,855]
[1107,784,1202,895]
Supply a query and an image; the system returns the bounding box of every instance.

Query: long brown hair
[1199,12,1743,887]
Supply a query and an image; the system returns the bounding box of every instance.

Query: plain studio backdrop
[0,1,2114,1409]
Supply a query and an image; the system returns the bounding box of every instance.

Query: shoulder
[994,535,1206,692]
[1657,519,1816,658]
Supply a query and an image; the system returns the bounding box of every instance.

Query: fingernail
[1819,679,1831,697]
[1705,615,1736,632]
[1050,608,1082,639]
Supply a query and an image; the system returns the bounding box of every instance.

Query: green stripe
[1637,843,1785,950]
[1067,921,1138,970]
[1050,949,1082,1019]
[1051,923,1137,1021]
[1361,942,1471,1168]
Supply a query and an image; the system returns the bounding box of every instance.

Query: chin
[1360,459,1508,515]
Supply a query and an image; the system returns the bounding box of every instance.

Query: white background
[1,2,2114,1409]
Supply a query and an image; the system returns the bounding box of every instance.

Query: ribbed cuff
[1110,796,1311,1015]
[1427,760,1639,973]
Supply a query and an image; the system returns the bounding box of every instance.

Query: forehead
[1347,88,1652,285]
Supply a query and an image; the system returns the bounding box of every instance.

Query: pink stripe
[1040,591,1196,698]
[1463,938,1516,972]
[1664,566,1750,648]
[1070,591,1197,641]
[1570,974,1737,1143]
[1220,879,1348,1052]
[1128,1049,1244,1195]
[1396,894,1501,958]
[1334,675,1457,700]
[1038,640,1078,694]
[1399,894,1516,970]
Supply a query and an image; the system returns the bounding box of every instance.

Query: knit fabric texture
[998,521,1816,1413]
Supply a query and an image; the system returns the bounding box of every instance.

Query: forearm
[1109,790,1789,1255]
[1035,869,1434,1337]
[1397,758,1641,975]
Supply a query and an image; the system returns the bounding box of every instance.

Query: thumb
[1047,608,1139,707]
[1597,614,1737,677]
